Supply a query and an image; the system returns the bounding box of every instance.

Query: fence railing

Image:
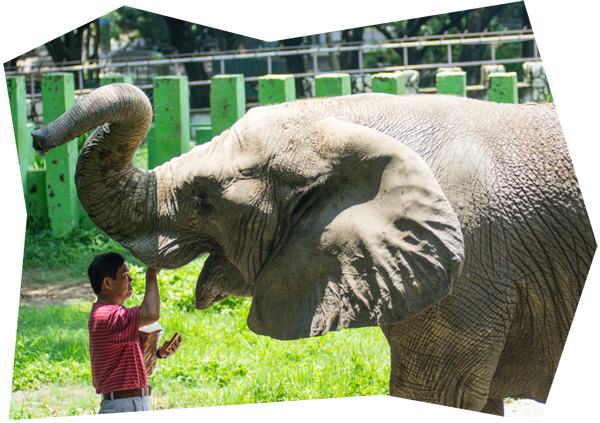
[5,29,537,103]
[7,62,549,237]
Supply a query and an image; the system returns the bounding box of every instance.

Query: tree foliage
[5,3,532,96]
[368,2,531,84]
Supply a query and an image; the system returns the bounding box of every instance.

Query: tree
[371,2,531,85]
[280,37,307,98]
[104,8,260,107]
[3,19,101,89]
[44,19,100,88]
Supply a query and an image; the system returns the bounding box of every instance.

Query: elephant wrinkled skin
[32,83,596,416]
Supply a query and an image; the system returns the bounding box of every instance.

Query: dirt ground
[19,274,95,307]
[16,279,546,420]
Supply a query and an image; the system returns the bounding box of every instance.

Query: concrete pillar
[402,70,420,94]
[100,74,134,85]
[25,169,48,224]
[436,70,467,97]
[150,76,190,168]
[489,72,518,104]
[6,75,32,193]
[372,72,406,95]
[42,73,80,237]
[195,127,213,145]
[522,62,550,103]
[211,74,246,137]
[258,74,296,105]
[315,73,351,97]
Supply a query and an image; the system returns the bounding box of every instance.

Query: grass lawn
[13,242,391,418]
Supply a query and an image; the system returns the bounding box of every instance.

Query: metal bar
[10,29,539,103]
[358,48,363,76]
[30,73,35,107]
[5,32,537,77]
[78,69,84,95]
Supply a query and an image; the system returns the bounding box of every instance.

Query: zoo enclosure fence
[6,28,540,109]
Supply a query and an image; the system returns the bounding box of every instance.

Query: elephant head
[32,83,464,340]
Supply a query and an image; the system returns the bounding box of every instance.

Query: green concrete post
[100,74,134,85]
[211,74,246,137]
[149,76,190,168]
[26,169,48,224]
[195,127,213,145]
[436,71,467,97]
[258,74,296,105]
[42,73,80,237]
[489,72,518,104]
[315,73,351,97]
[372,72,406,95]
[6,75,32,194]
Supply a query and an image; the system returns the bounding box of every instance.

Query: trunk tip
[31,129,49,154]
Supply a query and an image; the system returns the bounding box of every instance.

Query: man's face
[109,262,134,305]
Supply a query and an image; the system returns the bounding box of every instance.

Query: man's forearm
[139,267,161,327]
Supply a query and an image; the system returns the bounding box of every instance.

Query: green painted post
[7,76,32,193]
[42,73,80,237]
[436,71,467,97]
[100,74,134,85]
[26,169,48,224]
[315,73,351,97]
[149,76,190,168]
[195,127,213,145]
[489,72,518,104]
[258,74,296,105]
[372,72,406,95]
[210,74,246,137]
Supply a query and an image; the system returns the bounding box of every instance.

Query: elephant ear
[247,117,465,340]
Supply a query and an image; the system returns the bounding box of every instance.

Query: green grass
[14,225,391,418]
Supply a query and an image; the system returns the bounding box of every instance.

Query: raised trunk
[32,83,161,260]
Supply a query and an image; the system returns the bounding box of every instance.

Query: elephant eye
[192,195,213,214]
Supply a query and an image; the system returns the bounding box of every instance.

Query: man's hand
[146,267,162,279]
[158,332,183,358]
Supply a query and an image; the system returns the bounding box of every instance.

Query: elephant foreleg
[480,398,504,416]
[380,275,517,412]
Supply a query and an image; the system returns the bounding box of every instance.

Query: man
[87,252,182,413]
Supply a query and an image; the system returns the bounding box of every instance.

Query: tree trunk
[340,28,364,70]
[45,21,92,89]
[280,37,306,98]
[326,33,340,71]
[163,17,211,108]
[459,6,503,85]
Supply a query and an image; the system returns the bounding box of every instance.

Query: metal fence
[5,28,539,102]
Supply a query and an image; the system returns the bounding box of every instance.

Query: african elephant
[32,83,596,415]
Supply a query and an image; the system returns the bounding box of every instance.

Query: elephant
[32,83,596,416]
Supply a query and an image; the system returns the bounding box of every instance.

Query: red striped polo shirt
[88,302,148,394]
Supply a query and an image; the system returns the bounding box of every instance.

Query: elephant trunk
[32,84,169,265]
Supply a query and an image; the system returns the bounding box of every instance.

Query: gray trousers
[98,395,152,413]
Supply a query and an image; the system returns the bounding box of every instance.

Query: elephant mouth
[120,232,211,269]
[196,293,229,310]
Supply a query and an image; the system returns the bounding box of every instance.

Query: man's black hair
[88,252,126,295]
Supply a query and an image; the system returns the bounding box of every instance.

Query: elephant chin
[196,294,229,310]
[120,233,206,270]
